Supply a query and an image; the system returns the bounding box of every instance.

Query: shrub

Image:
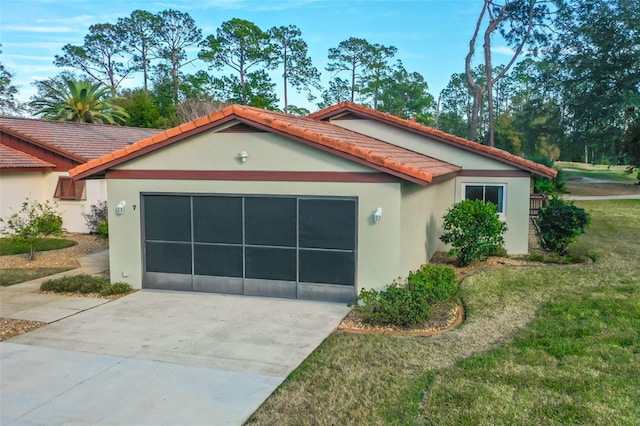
[350,265,459,327]
[82,201,108,237]
[537,196,590,254]
[40,274,132,296]
[529,154,566,194]
[439,199,508,266]
[1,198,64,260]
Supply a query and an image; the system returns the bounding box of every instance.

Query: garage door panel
[299,199,356,250]
[299,250,355,286]
[193,196,242,244]
[244,279,297,299]
[143,194,357,302]
[193,275,243,294]
[144,272,192,291]
[194,244,242,277]
[144,195,191,242]
[298,282,357,303]
[245,247,296,281]
[145,242,192,274]
[245,197,296,247]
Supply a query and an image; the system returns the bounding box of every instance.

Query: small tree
[440,199,508,266]
[1,198,64,260]
[82,201,108,237]
[537,197,590,254]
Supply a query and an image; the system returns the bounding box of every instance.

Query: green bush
[537,197,590,254]
[40,274,131,296]
[351,265,459,327]
[439,199,508,266]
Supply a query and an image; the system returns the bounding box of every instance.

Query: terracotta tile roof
[0,116,163,162]
[308,101,557,178]
[70,105,461,185]
[0,143,55,169]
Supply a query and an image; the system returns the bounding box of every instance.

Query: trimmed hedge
[40,274,131,297]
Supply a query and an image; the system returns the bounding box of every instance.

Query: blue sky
[0,0,513,111]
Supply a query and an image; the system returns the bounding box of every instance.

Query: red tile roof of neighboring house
[69,105,462,185]
[0,116,163,163]
[0,143,55,169]
[308,101,557,178]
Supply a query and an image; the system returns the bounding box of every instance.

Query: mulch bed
[0,318,47,341]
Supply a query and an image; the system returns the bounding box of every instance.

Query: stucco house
[0,117,162,233]
[69,102,555,303]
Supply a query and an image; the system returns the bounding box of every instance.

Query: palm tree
[30,77,129,124]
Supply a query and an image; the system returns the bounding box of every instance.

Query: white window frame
[462,183,507,216]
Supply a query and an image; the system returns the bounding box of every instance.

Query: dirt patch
[0,233,108,269]
[565,181,640,197]
[0,318,47,341]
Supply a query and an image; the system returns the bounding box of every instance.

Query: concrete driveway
[1,290,350,425]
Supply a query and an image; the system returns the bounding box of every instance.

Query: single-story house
[70,102,556,302]
[0,117,162,233]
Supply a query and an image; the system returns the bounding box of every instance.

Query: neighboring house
[0,117,162,233]
[70,102,556,303]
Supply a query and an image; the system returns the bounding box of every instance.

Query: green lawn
[0,268,73,287]
[247,200,640,425]
[556,161,638,184]
[0,237,76,256]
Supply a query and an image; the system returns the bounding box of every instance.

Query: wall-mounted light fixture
[238,151,249,163]
[115,200,126,216]
[373,207,382,223]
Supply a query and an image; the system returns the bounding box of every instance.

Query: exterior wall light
[115,200,126,216]
[373,207,382,223]
[238,151,249,163]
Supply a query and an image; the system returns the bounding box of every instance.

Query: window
[464,184,505,213]
[53,177,86,200]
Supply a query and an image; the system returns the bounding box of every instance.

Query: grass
[0,268,73,287]
[0,237,76,256]
[247,200,640,425]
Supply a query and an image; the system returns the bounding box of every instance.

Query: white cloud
[1,42,65,49]
[2,25,75,33]
[491,45,515,55]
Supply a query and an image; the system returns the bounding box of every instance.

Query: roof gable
[309,102,557,178]
[70,105,461,185]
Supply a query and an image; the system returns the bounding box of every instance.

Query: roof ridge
[309,102,556,178]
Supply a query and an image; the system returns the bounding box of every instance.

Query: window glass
[464,185,505,213]
[484,186,504,212]
[465,185,484,202]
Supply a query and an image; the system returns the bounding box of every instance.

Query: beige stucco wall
[118,131,374,172]
[454,176,531,254]
[0,171,107,234]
[331,118,532,255]
[106,179,403,293]
[399,179,455,273]
[329,119,517,170]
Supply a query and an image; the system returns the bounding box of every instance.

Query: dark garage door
[142,194,357,303]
